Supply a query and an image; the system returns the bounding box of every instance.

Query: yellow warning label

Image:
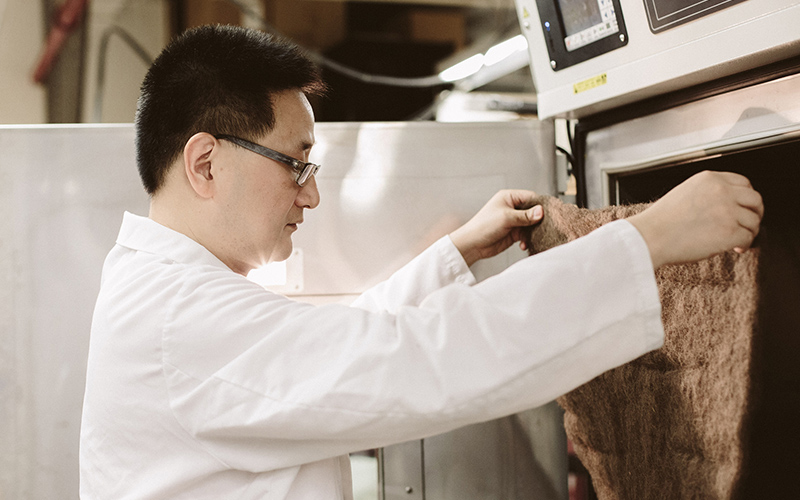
[573,73,608,94]
[522,7,530,18]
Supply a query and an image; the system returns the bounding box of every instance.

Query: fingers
[720,186,762,253]
[699,170,764,235]
[450,189,542,266]
[731,226,757,253]
[627,170,766,268]
[493,190,543,228]
[709,173,763,252]
[733,207,762,255]
[524,205,544,224]
[503,189,539,210]
[738,203,762,234]
[729,181,763,247]
[507,204,543,228]
[714,170,752,187]
[697,170,764,217]
[733,184,764,218]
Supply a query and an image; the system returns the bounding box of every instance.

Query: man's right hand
[626,170,764,269]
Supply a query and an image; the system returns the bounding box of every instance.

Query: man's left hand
[449,190,543,267]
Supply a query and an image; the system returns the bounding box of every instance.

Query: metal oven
[574,60,800,497]
[515,0,800,494]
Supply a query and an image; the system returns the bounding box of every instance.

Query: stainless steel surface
[0,124,149,499]
[0,121,556,499]
[431,403,566,500]
[381,440,425,500]
[350,123,567,500]
[380,403,567,500]
[515,0,800,118]
[584,72,800,208]
[288,120,556,301]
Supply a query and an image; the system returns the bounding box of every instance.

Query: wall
[0,0,168,125]
[82,0,169,123]
[0,0,46,123]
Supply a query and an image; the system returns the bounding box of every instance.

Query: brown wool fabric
[521,196,759,500]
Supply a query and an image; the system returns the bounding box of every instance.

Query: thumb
[510,204,543,227]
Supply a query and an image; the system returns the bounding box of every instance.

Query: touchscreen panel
[535,0,628,71]
[558,0,620,51]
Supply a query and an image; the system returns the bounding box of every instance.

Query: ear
[183,132,218,199]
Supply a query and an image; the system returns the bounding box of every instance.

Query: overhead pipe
[33,0,89,84]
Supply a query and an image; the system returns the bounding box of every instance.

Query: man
[79,25,763,499]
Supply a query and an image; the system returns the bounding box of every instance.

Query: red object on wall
[33,0,89,84]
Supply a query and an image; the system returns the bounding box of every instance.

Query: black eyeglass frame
[215,134,321,187]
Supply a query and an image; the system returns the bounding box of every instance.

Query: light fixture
[437,35,530,87]
[439,53,486,83]
[484,35,528,67]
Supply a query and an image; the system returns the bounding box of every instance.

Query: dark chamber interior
[611,139,800,497]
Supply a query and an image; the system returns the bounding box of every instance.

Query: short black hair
[135,25,326,194]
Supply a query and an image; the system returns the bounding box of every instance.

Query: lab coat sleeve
[349,235,476,314]
[162,219,663,472]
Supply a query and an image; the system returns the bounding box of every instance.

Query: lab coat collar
[116,211,232,271]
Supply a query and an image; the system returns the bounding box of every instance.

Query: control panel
[537,0,628,71]
[516,0,800,118]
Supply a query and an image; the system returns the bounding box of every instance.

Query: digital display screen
[654,0,703,13]
[644,0,749,32]
[557,0,619,51]
[534,0,628,71]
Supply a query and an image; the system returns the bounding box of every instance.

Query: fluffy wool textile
[521,196,760,500]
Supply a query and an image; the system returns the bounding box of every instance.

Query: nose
[296,175,320,209]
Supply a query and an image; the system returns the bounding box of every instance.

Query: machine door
[582,70,800,499]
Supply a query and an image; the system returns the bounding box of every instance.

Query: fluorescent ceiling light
[438,35,529,84]
[439,53,485,82]
[484,35,528,66]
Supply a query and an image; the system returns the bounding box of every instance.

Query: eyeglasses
[215,134,321,187]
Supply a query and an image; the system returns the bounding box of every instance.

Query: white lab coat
[79,212,663,499]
